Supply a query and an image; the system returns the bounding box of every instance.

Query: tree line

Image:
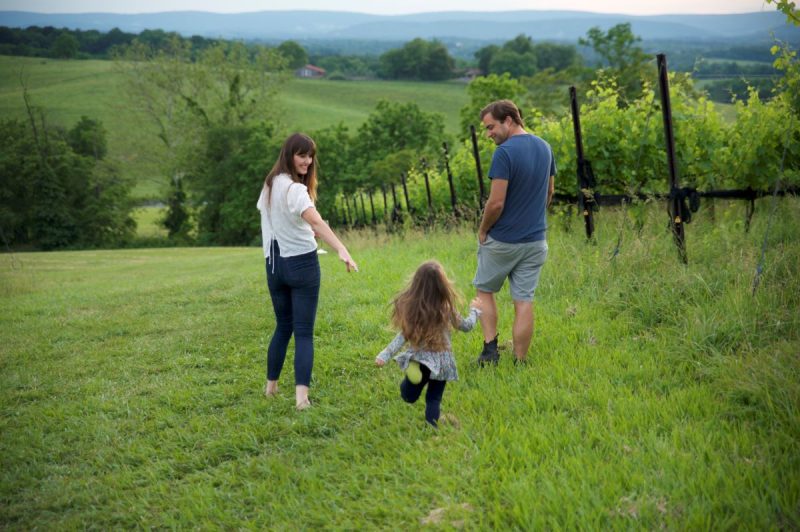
[0,26,230,59]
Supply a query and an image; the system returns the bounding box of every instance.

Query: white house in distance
[295,64,326,79]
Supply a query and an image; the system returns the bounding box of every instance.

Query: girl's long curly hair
[263,132,318,201]
[391,260,462,351]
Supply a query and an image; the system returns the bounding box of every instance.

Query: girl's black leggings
[399,364,446,427]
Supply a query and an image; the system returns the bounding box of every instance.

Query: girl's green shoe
[405,361,422,384]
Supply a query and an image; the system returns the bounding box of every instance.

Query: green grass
[281,78,467,134]
[131,206,167,238]
[2,199,798,528]
[0,56,467,201]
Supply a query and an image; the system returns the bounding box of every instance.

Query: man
[473,99,555,365]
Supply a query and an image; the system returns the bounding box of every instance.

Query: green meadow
[0,55,468,200]
[2,200,798,528]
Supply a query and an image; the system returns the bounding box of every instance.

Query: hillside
[0,55,468,199]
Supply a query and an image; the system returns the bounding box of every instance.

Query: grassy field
[2,200,798,528]
[131,206,168,238]
[0,55,468,200]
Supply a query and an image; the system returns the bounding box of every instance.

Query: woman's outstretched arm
[301,207,358,272]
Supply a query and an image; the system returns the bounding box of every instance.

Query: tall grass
[1,199,798,528]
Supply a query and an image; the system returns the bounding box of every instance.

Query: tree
[162,176,191,240]
[520,68,574,117]
[311,123,355,218]
[96,27,133,53]
[474,44,499,75]
[354,100,445,189]
[579,23,650,104]
[425,42,455,81]
[277,40,309,70]
[51,32,79,58]
[534,42,579,71]
[489,49,538,78]
[459,73,524,137]
[0,106,134,250]
[379,39,454,81]
[67,116,107,160]
[187,123,282,245]
[475,38,578,79]
[504,34,535,55]
[116,36,287,245]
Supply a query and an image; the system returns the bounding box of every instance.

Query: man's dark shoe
[477,336,499,366]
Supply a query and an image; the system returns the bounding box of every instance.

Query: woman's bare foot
[295,384,310,410]
[265,380,279,397]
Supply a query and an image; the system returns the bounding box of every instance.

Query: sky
[0,0,772,16]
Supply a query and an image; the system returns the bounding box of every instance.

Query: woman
[257,133,358,410]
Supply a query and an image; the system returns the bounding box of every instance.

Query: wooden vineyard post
[421,157,433,219]
[442,142,458,215]
[368,189,376,225]
[401,172,411,215]
[358,192,367,225]
[470,124,486,209]
[657,53,688,264]
[569,85,595,240]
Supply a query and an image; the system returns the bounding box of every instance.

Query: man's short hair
[480,99,524,126]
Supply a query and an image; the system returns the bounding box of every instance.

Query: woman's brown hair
[391,260,462,351]
[263,133,318,201]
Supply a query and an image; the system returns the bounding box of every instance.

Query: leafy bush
[0,114,134,250]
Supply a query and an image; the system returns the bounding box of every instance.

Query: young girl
[375,260,482,427]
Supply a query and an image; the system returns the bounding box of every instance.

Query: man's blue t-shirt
[487,133,556,243]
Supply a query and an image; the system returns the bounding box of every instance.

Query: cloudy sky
[0,0,772,15]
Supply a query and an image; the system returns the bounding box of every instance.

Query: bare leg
[477,290,498,342]
[265,380,279,397]
[512,300,534,360]
[295,384,311,410]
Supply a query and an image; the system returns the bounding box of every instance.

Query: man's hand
[470,296,484,312]
[375,357,386,367]
[477,179,507,245]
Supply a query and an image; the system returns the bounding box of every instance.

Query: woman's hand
[302,207,358,272]
[339,249,358,272]
[375,357,386,367]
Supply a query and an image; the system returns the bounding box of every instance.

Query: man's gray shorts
[472,236,548,302]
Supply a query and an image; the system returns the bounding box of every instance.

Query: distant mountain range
[0,10,797,44]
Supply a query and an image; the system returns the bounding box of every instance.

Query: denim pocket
[284,252,320,287]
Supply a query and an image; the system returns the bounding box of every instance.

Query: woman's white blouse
[257,173,316,258]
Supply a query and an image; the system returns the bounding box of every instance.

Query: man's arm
[547,175,555,208]
[478,178,508,244]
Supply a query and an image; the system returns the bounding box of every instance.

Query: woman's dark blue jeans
[265,241,320,387]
